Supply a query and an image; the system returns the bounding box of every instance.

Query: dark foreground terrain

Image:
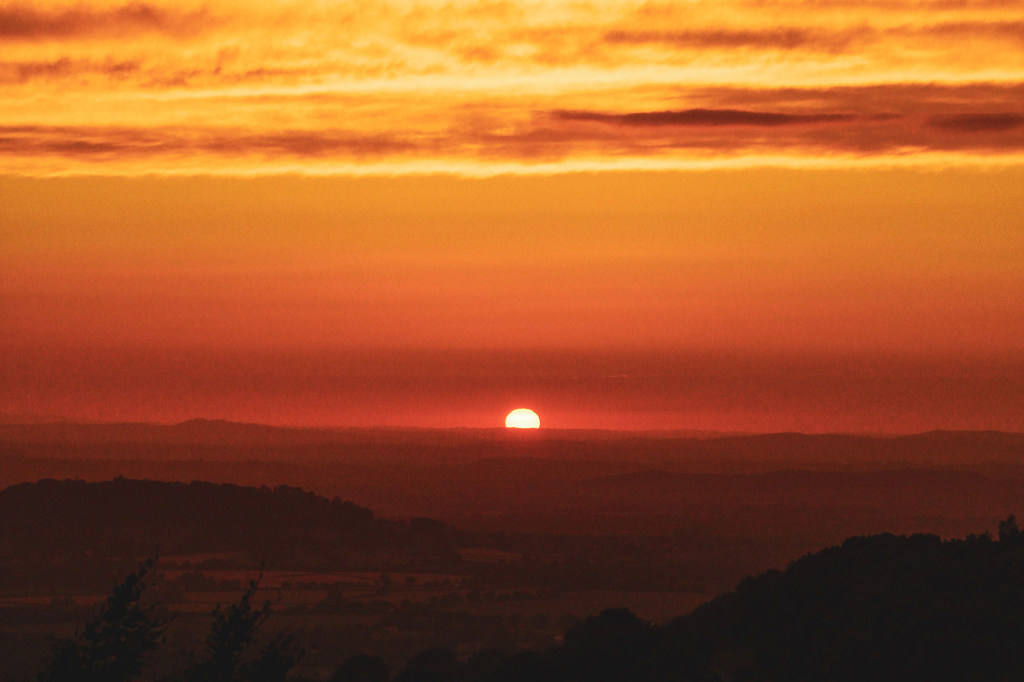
[3,478,1024,681]
[0,478,702,680]
[506,522,1024,682]
[3,424,1024,679]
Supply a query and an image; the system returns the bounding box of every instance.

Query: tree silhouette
[38,558,166,682]
[37,561,302,682]
[177,573,303,682]
[998,514,1022,544]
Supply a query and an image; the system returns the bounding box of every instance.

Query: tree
[178,573,303,682]
[998,514,1022,544]
[238,630,304,682]
[40,560,302,682]
[39,558,166,682]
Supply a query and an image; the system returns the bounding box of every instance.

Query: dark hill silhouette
[485,524,1024,682]
[0,478,452,565]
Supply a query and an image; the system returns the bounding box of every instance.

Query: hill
[0,478,453,568]
[481,521,1024,682]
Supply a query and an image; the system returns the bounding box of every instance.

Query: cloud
[691,83,1024,113]
[601,20,1022,56]
[0,125,415,160]
[0,2,211,40]
[603,27,869,52]
[912,21,1024,42]
[929,113,1024,132]
[200,131,416,157]
[738,0,1021,9]
[0,57,139,83]
[1,74,1022,173]
[554,109,855,127]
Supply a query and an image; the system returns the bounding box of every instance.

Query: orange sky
[2,0,1023,174]
[1,0,1022,429]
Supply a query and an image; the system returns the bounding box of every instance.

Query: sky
[1,0,1022,430]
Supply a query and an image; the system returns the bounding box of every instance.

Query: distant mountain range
[0,418,740,446]
[2,420,1023,469]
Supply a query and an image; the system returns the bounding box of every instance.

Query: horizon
[3,415,1023,439]
[3,345,1024,432]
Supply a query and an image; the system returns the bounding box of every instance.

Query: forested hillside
[480,521,1024,682]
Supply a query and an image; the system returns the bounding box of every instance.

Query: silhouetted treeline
[38,558,302,682]
[359,519,1024,682]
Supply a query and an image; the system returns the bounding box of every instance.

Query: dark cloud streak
[0,57,139,83]
[929,113,1024,132]
[0,2,211,40]
[740,0,1021,9]
[691,83,1024,113]
[602,21,1023,55]
[603,26,869,52]
[2,104,1023,167]
[0,125,415,159]
[555,108,856,127]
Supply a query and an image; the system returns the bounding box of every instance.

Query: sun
[505,408,540,429]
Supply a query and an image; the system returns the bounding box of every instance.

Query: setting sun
[505,409,541,429]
